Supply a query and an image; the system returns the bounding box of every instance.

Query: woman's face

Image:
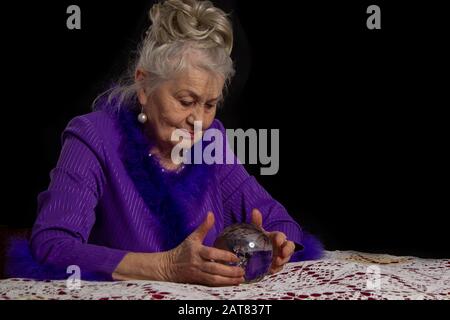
[137,67,224,153]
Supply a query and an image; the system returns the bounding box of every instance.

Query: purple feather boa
[292,232,325,261]
[112,100,215,250]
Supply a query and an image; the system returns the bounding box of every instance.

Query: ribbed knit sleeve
[30,116,128,279]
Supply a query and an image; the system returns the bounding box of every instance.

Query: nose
[187,106,204,126]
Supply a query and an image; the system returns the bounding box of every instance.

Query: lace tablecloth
[0,251,448,300]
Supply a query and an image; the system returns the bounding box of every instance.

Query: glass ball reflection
[213,223,273,283]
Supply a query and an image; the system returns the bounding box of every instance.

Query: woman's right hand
[161,211,246,286]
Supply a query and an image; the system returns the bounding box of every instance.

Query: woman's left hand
[251,208,296,274]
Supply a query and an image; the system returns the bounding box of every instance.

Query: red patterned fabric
[0,251,448,300]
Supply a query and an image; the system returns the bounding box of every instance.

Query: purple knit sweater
[11,103,323,281]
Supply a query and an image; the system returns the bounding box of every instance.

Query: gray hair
[94,0,235,111]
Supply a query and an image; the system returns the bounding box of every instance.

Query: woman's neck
[150,145,183,172]
[143,124,183,172]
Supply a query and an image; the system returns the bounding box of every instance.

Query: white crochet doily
[0,251,448,300]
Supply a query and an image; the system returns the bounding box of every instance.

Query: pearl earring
[137,107,148,124]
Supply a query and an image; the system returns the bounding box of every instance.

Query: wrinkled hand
[251,208,296,274]
[163,212,246,287]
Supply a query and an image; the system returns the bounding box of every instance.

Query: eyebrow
[176,90,222,103]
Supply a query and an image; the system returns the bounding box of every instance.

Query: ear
[135,69,148,106]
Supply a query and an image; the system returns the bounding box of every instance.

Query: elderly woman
[14,0,323,286]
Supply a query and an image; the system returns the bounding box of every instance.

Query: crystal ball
[213,223,273,283]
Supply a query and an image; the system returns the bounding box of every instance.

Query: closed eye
[180,100,195,107]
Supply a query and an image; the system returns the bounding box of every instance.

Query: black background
[1,1,448,258]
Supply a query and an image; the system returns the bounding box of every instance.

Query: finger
[199,272,245,287]
[273,232,287,247]
[280,241,296,258]
[199,246,240,264]
[188,212,215,242]
[200,261,245,278]
[251,208,263,229]
[273,255,291,267]
[269,232,287,254]
[269,265,284,274]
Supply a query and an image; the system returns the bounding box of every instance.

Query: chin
[173,140,193,150]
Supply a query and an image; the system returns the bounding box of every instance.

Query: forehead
[169,67,224,98]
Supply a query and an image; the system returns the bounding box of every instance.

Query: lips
[180,129,195,139]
